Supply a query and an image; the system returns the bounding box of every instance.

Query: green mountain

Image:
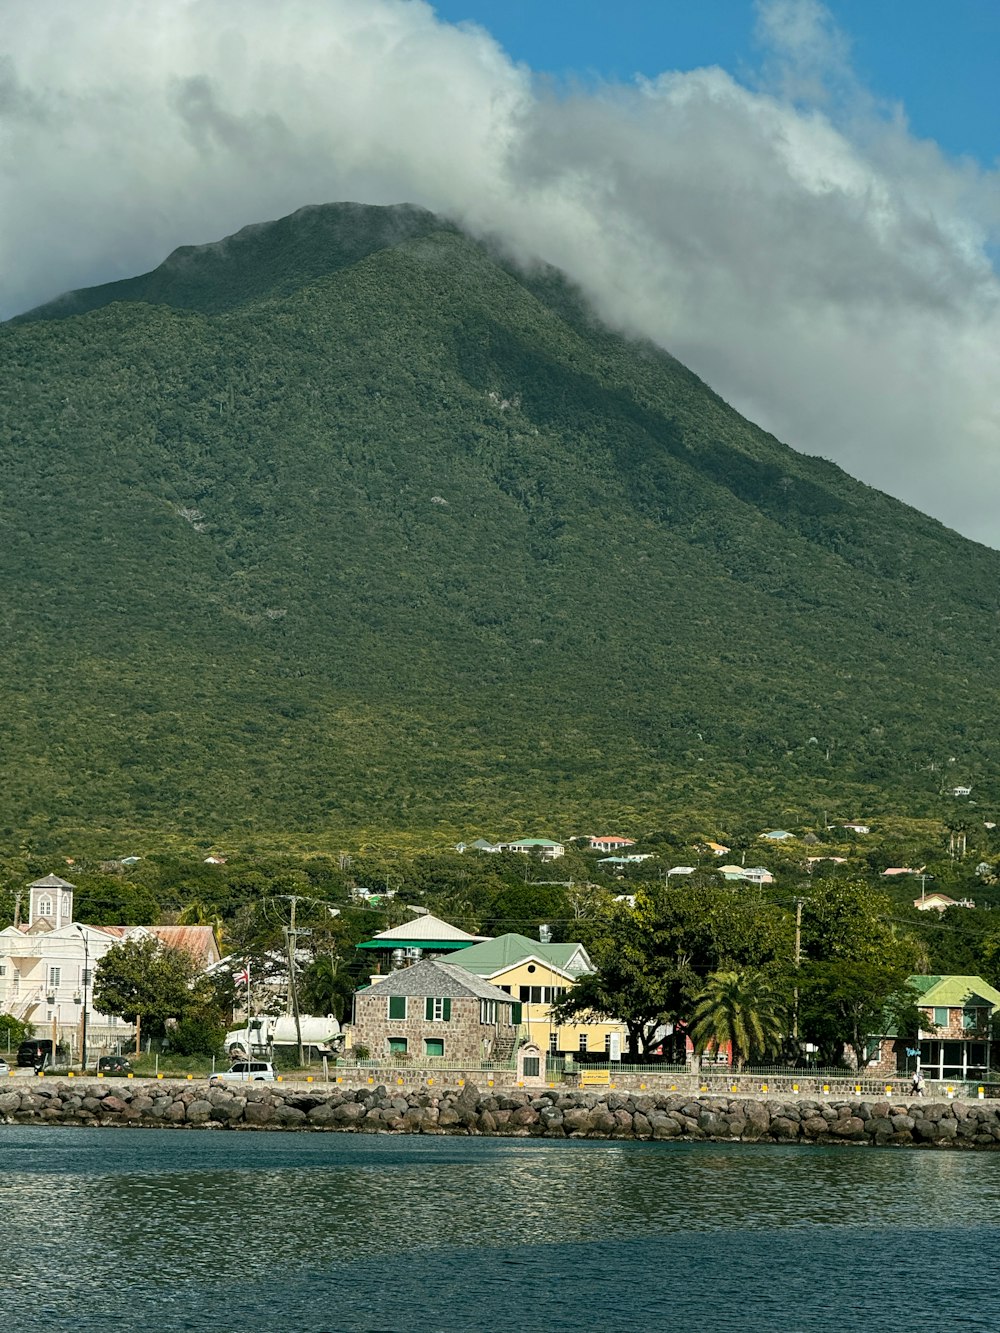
[2,201,998,845]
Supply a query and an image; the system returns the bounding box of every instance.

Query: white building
[0,875,220,1061]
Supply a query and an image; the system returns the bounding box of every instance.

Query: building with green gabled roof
[871,974,1000,1083]
[910,975,1000,1083]
[455,932,592,980]
[907,975,1000,1009]
[447,931,628,1060]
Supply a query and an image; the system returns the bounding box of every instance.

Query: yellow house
[452,933,628,1058]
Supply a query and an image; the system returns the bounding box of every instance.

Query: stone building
[352,958,519,1063]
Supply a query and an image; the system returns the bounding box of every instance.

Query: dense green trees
[4,203,1000,840]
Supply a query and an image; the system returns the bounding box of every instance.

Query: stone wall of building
[352,994,515,1063]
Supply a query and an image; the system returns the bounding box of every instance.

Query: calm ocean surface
[1,1125,998,1332]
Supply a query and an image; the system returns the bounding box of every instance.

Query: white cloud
[3,0,1000,544]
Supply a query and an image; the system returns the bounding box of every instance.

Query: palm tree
[689,969,787,1070]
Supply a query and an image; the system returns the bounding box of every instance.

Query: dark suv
[97,1055,133,1076]
[17,1039,53,1069]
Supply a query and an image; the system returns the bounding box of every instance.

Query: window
[511,1002,523,1025]
[424,1038,444,1058]
[61,895,71,917]
[519,985,560,1004]
[963,1008,983,1030]
[0,962,6,977]
[933,1007,949,1027]
[549,1031,558,1053]
[500,985,511,994]
[388,1037,408,1056]
[579,1033,588,1053]
[425,997,452,1022]
[605,1033,613,1055]
[38,897,53,917]
[48,967,61,988]
[479,999,497,1024]
[388,995,407,1020]
[523,1056,540,1077]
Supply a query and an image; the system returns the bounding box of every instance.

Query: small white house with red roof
[587,835,635,853]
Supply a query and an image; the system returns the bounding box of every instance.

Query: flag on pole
[233,965,250,986]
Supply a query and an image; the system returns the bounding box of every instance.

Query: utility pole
[266,892,328,1069]
[793,897,804,1041]
[284,896,304,1068]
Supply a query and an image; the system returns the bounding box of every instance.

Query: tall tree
[689,970,787,1069]
[93,936,194,1039]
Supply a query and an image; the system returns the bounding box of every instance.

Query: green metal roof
[907,974,1000,1008]
[455,932,589,978]
[356,939,475,951]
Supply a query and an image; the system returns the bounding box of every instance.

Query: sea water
[1,1125,997,1331]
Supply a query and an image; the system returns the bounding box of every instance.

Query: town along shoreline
[1,1079,999,1147]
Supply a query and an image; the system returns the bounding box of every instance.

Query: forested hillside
[2,202,998,845]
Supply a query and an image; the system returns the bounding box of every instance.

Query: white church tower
[27,874,75,929]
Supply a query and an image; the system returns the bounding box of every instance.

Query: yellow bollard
[761,1083,768,1094]
[947,1086,954,1099]
[793,1084,799,1094]
[306,1076,313,1084]
[979,1086,985,1100]
[731,1084,738,1094]
[822,1084,830,1096]
[276,1075,283,1082]
[488,1079,494,1087]
[397,1078,404,1085]
[854,1084,861,1095]
[157,1073,164,1080]
[885,1086,892,1097]
[68,1071,74,1078]
[187,1074,193,1081]
[127,1072,134,1079]
[337,1076,342,1084]
[97,1071,104,1078]
[640,1082,647,1091]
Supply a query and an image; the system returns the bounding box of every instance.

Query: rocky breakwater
[2,1081,1000,1147]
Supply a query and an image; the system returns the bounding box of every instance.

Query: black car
[17,1039,53,1069]
[97,1055,133,1076]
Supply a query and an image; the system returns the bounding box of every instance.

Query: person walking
[911,1068,925,1097]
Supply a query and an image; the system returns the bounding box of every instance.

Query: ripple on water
[2,1127,999,1331]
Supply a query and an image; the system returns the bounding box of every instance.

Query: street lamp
[74,925,90,1072]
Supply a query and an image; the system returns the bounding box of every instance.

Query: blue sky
[433,0,1000,166]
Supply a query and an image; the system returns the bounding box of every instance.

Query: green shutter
[442,997,451,1022]
[388,995,406,1020]
[511,1002,523,1025]
[425,997,434,1020]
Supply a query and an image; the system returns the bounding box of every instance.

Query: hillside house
[913,893,975,913]
[352,959,519,1063]
[497,838,565,860]
[587,836,635,853]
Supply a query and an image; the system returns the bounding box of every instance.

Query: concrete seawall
[2,1079,999,1147]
